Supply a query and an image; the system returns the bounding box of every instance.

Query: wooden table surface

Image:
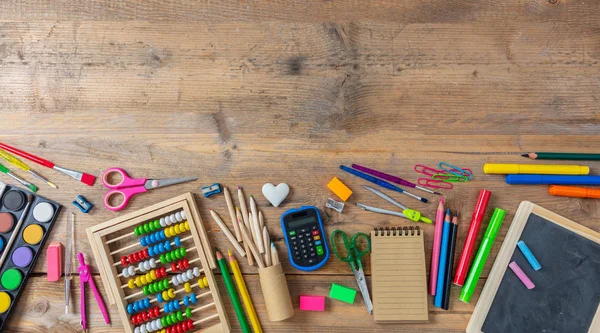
[1,1,600,332]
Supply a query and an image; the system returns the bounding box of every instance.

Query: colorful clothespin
[78,253,110,331]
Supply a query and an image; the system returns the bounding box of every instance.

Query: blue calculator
[281,206,329,271]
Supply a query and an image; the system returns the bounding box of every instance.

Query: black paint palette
[0,182,61,330]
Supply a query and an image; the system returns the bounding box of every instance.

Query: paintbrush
[0,149,57,188]
[0,194,33,268]
[0,142,95,186]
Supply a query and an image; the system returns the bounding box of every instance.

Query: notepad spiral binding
[374,226,420,236]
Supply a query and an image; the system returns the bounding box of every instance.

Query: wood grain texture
[1,0,599,332]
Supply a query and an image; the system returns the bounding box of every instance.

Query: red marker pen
[453,189,491,286]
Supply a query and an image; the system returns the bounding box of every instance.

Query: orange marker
[549,185,600,199]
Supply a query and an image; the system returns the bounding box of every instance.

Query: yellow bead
[135,276,142,287]
[140,276,147,285]
[164,228,171,238]
[150,270,157,280]
[145,273,152,282]
[160,330,166,333]
[162,291,169,301]
[198,276,208,288]
[128,279,135,289]
[169,226,175,235]
[184,283,191,293]
[184,222,190,231]
[176,224,182,234]
[168,288,175,299]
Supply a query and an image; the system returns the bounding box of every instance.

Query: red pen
[453,189,491,286]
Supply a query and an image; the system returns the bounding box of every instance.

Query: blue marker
[434,209,451,308]
[517,241,541,271]
[339,165,428,203]
[506,175,600,185]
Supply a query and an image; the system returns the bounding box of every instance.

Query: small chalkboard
[466,201,600,333]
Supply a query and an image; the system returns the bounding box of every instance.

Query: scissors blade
[353,267,374,314]
[145,177,198,190]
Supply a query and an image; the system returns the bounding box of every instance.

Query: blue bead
[144,298,150,308]
[183,296,190,307]
[158,243,165,253]
[175,301,180,309]
[153,244,159,254]
[157,293,164,303]
[165,240,172,251]
[140,238,147,246]
[127,304,134,314]
[148,247,154,257]
[160,230,166,240]
[163,304,169,313]
[191,294,197,304]
[133,302,139,312]
[149,234,156,243]
[174,237,181,247]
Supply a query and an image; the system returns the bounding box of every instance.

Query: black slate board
[482,213,600,333]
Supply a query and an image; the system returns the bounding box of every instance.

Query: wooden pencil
[259,211,264,233]
[249,195,264,253]
[263,226,271,267]
[209,210,246,257]
[224,186,242,242]
[237,214,265,268]
[442,215,459,310]
[236,207,253,266]
[228,250,262,333]
[238,186,250,231]
[270,242,279,266]
[522,152,600,161]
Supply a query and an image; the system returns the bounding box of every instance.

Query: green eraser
[329,283,357,304]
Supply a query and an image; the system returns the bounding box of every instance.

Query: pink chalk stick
[509,261,535,289]
[299,295,325,311]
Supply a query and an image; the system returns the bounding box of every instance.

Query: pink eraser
[509,261,535,289]
[299,295,325,311]
[47,242,63,282]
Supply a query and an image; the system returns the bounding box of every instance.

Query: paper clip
[432,173,469,182]
[418,178,453,190]
[414,164,442,177]
[438,162,473,180]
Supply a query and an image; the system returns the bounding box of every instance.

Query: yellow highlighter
[483,163,589,175]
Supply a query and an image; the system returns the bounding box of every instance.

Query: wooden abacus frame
[86,193,230,333]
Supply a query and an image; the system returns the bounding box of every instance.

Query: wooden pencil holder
[258,263,294,321]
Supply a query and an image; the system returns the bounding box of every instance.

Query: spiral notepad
[371,226,429,323]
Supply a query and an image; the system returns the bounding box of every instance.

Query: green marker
[460,208,506,303]
[0,162,37,192]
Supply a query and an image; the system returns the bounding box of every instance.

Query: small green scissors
[330,230,373,314]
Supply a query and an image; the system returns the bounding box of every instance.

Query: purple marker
[352,164,441,195]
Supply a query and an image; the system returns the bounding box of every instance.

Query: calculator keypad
[289,225,326,267]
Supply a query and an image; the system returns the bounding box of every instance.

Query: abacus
[87,193,231,333]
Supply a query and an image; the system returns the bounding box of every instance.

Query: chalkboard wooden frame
[466,201,600,333]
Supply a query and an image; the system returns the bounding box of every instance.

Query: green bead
[142,285,149,295]
[176,311,183,321]
[161,317,167,327]
[167,315,173,325]
[134,227,140,236]
[165,252,172,262]
[142,223,149,233]
[160,254,165,263]
[153,220,160,230]
[163,279,169,289]
[181,247,186,257]
[186,307,191,319]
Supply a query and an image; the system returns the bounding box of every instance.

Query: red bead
[166,328,172,333]
[154,307,160,317]
[128,253,135,264]
[134,252,141,262]
[121,256,128,266]
[187,320,194,330]
[171,263,178,272]
[143,248,150,258]
[161,267,167,275]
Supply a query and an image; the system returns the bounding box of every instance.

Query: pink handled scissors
[102,168,198,211]
[78,252,110,330]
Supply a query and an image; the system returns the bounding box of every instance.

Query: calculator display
[281,207,328,270]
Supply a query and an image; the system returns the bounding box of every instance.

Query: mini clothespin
[72,195,93,213]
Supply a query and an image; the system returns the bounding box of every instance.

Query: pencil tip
[521,153,529,157]
[238,185,241,190]
[420,197,428,203]
[446,208,450,215]
[227,249,232,256]
[433,191,442,195]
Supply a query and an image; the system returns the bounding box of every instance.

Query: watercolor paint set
[0,181,61,330]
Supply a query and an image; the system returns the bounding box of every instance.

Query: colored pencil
[522,152,600,161]
[228,250,263,333]
[429,197,445,295]
[250,195,264,253]
[236,213,265,268]
[0,142,96,186]
[238,186,250,231]
[442,215,459,310]
[224,186,242,242]
[434,209,451,308]
[271,242,279,265]
[340,165,428,203]
[209,210,246,257]
[216,250,250,333]
[352,164,441,195]
[236,207,253,266]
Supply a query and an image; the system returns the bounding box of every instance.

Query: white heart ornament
[261,183,290,207]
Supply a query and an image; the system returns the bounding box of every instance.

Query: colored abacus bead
[198,276,208,288]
